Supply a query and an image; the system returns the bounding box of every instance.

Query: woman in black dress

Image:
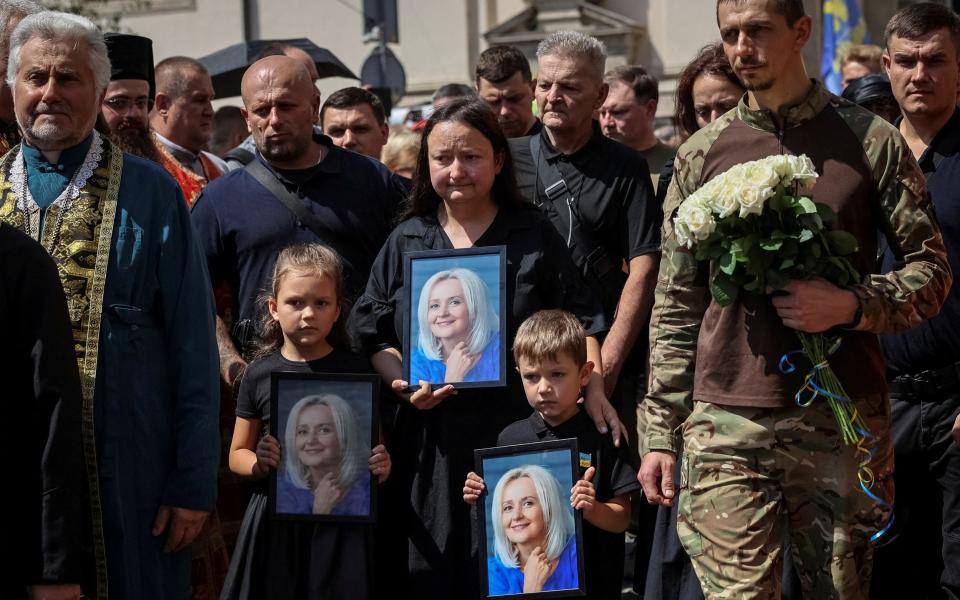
[350,99,622,599]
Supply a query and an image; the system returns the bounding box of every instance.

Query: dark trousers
[871,387,960,600]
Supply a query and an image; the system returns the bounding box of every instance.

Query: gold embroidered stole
[0,141,121,599]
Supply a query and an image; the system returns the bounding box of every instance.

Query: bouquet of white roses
[674,154,867,445]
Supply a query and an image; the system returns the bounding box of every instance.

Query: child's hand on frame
[570,466,597,515]
[252,434,281,478]
[463,471,485,504]
[369,444,391,482]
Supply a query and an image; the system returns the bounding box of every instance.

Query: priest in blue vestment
[2,12,220,600]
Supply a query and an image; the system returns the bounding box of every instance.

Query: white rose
[675,197,716,245]
[738,185,772,217]
[708,178,741,218]
[784,155,819,191]
[740,161,780,190]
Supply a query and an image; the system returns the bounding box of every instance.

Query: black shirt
[881,109,960,374]
[236,348,373,427]
[497,409,641,600]
[348,203,607,595]
[350,202,607,356]
[0,224,85,595]
[510,121,662,314]
[521,119,544,138]
[191,133,408,323]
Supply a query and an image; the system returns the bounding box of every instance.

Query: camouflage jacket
[643,80,951,455]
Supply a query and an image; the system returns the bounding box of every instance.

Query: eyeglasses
[103,97,150,113]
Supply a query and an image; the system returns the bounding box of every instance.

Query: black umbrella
[198,38,357,98]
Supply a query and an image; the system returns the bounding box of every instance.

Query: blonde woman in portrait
[487,465,578,595]
[277,393,370,515]
[410,267,501,384]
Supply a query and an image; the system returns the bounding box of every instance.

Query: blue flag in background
[821,0,870,93]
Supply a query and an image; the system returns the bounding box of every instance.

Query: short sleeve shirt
[510,121,662,266]
[496,409,640,599]
[235,348,373,429]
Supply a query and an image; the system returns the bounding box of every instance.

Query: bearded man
[1,12,220,600]
[101,33,160,162]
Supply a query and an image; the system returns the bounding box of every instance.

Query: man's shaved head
[240,55,321,169]
[241,55,314,105]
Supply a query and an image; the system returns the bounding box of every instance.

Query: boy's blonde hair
[512,310,586,366]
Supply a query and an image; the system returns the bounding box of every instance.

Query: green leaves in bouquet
[698,186,861,306]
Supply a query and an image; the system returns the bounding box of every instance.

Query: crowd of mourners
[2,0,960,598]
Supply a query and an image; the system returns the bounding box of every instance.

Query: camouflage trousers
[676,395,894,600]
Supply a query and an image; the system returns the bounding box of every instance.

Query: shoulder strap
[224,146,255,166]
[243,158,349,251]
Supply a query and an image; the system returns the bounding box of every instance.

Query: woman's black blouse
[350,202,607,356]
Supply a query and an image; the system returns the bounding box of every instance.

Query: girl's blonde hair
[256,244,346,358]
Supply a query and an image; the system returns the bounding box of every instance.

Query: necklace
[11,131,104,252]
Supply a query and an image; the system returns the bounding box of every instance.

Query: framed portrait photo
[269,372,380,523]
[475,440,586,599]
[402,246,507,389]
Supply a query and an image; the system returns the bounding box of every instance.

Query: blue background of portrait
[410,252,502,347]
[481,448,575,562]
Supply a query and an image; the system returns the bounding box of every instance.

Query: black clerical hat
[104,33,154,88]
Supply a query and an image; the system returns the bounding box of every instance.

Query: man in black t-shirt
[510,31,661,479]
[191,55,406,390]
[464,311,639,599]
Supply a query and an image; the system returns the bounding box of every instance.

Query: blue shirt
[409,335,501,384]
[486,537,579,595]
[21,136,93,208]
[276,474,371,516]
[881,109,960,374]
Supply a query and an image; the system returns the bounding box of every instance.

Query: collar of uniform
[22,134,93,174]
[538,120,603,162]
[919,108,960,170]
[736,79,831,133]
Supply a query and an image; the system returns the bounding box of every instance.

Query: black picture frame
[269,372,380,523]
[401,245,508,389]
[475,439,586,599]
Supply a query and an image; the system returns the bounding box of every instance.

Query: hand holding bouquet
[674,154,867,445]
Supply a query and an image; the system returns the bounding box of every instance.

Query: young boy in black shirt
[463,309,640,598]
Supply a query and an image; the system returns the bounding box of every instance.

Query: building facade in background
[108,0,951,119]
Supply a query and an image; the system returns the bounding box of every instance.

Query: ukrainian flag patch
[579,452,592,468]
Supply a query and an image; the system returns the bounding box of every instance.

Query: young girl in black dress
[221,244,391,600]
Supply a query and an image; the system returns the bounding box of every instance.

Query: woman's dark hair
[404,98,525,220]
[674,42,744,137]
[255,243,348,358]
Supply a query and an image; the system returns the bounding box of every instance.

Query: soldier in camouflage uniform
[637,1,952,599]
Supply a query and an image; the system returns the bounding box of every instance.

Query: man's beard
[256,132,312,163]
[743,78,774,92]
[21,101,92,148]
[109,119,161,163]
